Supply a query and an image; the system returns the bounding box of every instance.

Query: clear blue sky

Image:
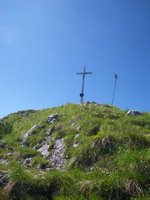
[0,0,150,117]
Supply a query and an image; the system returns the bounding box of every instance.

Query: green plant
[0,104,150,199]
[32,157,50,169]
[19,147,39,159]
[10,162,33,183]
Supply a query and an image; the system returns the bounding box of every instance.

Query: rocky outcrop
[49,138,66,169]
[37,136,51,157]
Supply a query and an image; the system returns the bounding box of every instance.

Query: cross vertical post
[111,74,118,105]
[76,66,93,104]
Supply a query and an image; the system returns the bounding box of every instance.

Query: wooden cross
[76,66,93,104]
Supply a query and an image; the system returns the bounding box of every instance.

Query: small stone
[0,144,5,148]
[0,172,8,187]
[22,125,37,140]
[0,158,8,165]
[76,126,81,132]
[23,158,32,166]
[21,125,37,147]
[6,153,13,156]
[74,134,80,139]
[72,134,80,148]
[46,127,53,135]
[46,113,59,124]
[73,143,79,148]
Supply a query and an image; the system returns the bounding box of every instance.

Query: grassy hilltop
[0,103,150,200]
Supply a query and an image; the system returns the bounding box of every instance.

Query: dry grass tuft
[125,180,143,196]
[93,136,117,154]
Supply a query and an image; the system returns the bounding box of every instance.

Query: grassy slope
[0,103,150,200]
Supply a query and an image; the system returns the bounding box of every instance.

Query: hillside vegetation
[0,103,150,200]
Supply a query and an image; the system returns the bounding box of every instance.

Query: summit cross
[76,66,93,104]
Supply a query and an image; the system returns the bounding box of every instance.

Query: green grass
[0,103,150,199]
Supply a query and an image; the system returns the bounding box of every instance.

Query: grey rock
[0,144,5,148]
[22,158,32,167]
[49,138,66,169]
[6,153,13,156]
[37,136,51,157]
[46,127,53,135]
[0,172,8,187]
[73,143,79,148]
[74,133,80,139]
[71,123,81,132]
[23,125,37,140]
[73,134,80,148]
[127,110,142,116]
[0,158,8,165]
[46,113,59,124]
[21,125,37,147]
[76,126,81,132]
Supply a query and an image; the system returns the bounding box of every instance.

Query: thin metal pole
[111,74,118,105]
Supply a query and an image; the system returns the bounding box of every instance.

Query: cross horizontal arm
[76,72,93,75]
